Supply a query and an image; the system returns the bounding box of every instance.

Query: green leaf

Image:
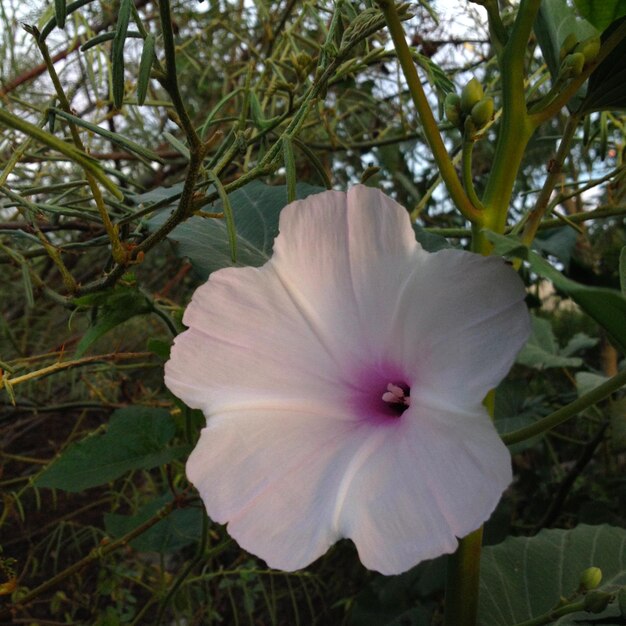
[479,525,626,625]
[104,494,203,553]
[54,0,66,29]
[412,225,452,252]
[50,108,164,164]
[40,0,97,40]
[619,245,626,295]
[494,381,548,453]
[574,0,626,31]
[580,17,626,112]
[137,32,155,106]
[162,131,190,160]
[517,315,583,369]
[112,0,132,109]
[74,286,154,357]
[485,231,626,353]
[80,30,142,52]
[533,227,578,270]
[147,181,324,279]
[0,107,122,199]
[576,371,609,396]
[534,0,597,83]
[36,407,187,492]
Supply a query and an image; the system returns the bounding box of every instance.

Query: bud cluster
[444,77,494,134]
[558,33,601,81]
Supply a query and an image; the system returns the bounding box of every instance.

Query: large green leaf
[104,494,203,553]
[486,231,626,353]
[574,0,626,31]
[147,181,324,279]
[36,407,188,492]
[479,525,626,625]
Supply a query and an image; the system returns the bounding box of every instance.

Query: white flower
[165,185,530,575]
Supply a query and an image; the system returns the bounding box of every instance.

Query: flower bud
[575,35,601,64]
[580,567,602,591]
[583,591,612,614]
[470,96,494,128]
[460,77,484,115]
[444,92,462,128]
[559,52,585,80]
[559,32,579,61]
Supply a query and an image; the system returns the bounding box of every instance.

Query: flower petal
[271,186,426,355]
[338,403,511,575]
[388,249,530,407]
[186,408,379,570]
[165,264,353,416]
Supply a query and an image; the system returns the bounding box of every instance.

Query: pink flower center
[381,382,411,416]
[350,365,412,422]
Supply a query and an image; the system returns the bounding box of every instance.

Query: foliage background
[1,0,625,623]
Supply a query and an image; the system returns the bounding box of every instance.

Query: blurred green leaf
[517,316,583,369]
[74,286,154,357]
[39,0,97,40]
[137,32,155,105]
[574,0,626,31]
[147,181,324,279]
[36,407,187,492]
[54,0,66,29]
[576,371,609,396]
[51,108,164,164]
[112,0,132,109]
[104,494,203,553]
[619,245,626,295]
[533,227,578,270]
[479,525,626,625]
[0,107,123,199]
[485,231,626,353]
[495,381,549,453]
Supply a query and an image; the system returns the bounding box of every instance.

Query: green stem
[512,600,586,626]
[376,0,481,224]
[481,0,540,235]
[444,527,484,626]
[462,139,485,211]
[502,368,626,445]
[521,114,579,246]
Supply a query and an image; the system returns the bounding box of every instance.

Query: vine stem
[521,114,579,246]
[375,0,481,224]
[502,367,626,445]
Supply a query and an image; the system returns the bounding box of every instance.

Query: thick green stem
[481,0,540,235]
[503,367,626,445]
[444,527,484,626]
[376,0,481,224]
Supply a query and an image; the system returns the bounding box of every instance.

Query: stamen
[382,382,411,407]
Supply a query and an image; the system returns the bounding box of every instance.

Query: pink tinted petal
[389,249,529,407]
[186,408,378,570]
[270,186,425,355]
[165,264,355,416]
[339,404,511,575]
